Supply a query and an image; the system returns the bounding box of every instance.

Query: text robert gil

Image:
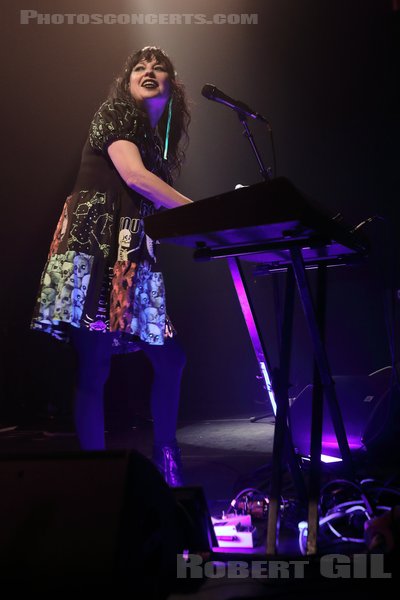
[177,554,392,579]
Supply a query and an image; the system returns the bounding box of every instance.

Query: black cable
[267,124,277,178]
[320,478,364,495]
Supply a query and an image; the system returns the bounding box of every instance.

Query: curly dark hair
[108,46,190,176]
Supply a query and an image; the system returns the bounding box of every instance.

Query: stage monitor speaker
[172,485,218,552]
[289,367,394,458]
[0,450,185,590]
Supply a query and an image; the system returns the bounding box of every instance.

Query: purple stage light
[301,454,343,464]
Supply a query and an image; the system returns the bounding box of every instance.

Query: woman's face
[129,57,171,107]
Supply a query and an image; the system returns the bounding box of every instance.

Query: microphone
[201,84,268,123]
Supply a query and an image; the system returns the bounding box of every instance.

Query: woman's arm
[108,139,192,209]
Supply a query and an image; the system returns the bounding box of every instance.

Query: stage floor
[1,413,399,596]
[1,413,398,553]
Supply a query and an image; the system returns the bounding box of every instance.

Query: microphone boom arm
[237,111,272,182]
[201,83,274,181]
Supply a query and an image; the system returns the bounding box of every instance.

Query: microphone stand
[237,111,272,181]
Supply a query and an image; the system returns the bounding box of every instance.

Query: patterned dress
[31,98,174,350]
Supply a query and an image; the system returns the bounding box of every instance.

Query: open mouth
[142,80,158,89]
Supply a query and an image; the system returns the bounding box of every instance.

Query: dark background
[0,0,399,427]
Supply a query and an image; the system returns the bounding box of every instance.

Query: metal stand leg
[267,268,308,554]
[306,265,326,555]
[227,258,307,554]
[289,247,355,479]
[288,250,356,554]
[227,257,276,414]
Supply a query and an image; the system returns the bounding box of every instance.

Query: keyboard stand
[197,241,357,555]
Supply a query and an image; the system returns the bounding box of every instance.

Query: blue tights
[69,327,186,450]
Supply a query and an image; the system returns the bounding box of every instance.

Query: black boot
[152,443,184,487]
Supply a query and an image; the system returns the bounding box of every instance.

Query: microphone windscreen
[201,84,217,99]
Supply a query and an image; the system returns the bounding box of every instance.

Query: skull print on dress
[130,265,166,344]
[74,255,91,282]
[117,229,132,261]
[39,288,56,321]
[35,252,94,328]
